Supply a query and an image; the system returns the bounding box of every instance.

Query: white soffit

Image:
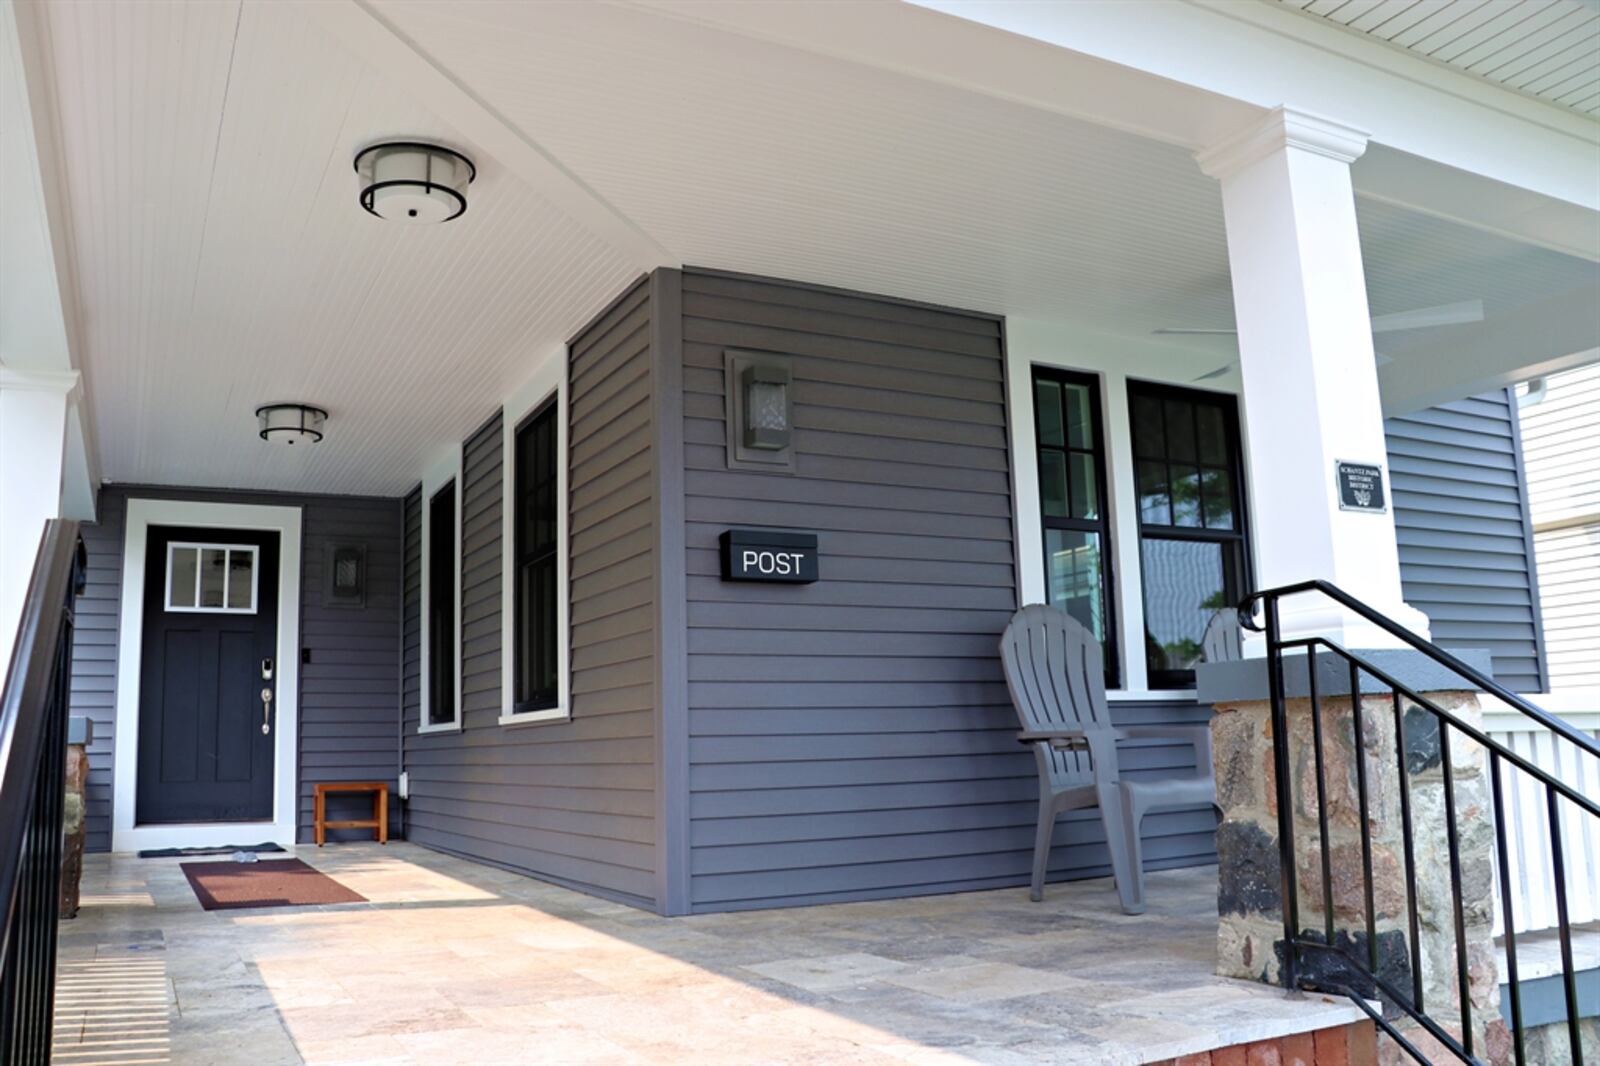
[371,0,1240,332]
[1276,0,1600,116]
[42,0,638,496]
[370,4,1598,327]
[35,0,1600,494]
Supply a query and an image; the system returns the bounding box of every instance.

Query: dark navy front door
[136,525,279,825]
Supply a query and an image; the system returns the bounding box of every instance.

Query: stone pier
[1200,653,1505,1064]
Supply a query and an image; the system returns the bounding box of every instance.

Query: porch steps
[1149,1020,1377,1066]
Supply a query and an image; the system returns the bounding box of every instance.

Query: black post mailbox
[719,530,818,583]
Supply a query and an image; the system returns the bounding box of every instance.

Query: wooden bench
[313,782,389,846]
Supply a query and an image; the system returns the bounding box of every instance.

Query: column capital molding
[1195,106,1370,181]
[0,366,80,397]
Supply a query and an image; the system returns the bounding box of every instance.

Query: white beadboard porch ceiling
[1274,0,1600,116]
[41,0,639,497]
[37,0,1600,496]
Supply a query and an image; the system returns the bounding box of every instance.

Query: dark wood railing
[0,520,85,1066]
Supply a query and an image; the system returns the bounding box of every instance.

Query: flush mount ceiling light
[353,141,476,224]
[256,403,328,445]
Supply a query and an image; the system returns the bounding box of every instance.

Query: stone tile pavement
[53,844,1363,1065]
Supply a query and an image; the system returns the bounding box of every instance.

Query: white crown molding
[1195,106,1369,181]
[0,366,80,397]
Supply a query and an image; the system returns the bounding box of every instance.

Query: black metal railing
[1242,580,1598,1066]
[0,520,85,1066]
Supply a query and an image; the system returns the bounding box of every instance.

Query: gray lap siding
[674,269,1216,912]
[1385,389,1547,693]
[68,269,1224,906]
[400,277,659,907]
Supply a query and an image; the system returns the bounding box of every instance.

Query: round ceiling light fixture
[354,141,476,224]
[256,403,328,445]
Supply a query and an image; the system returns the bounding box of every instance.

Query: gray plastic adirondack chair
[999,604,1218,914]
[1202,609,1244,664]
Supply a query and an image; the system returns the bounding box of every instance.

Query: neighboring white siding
[1519,363,1600,693]
[1531,524,1600,690]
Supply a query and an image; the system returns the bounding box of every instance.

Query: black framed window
[427,480,457,725]
[1032,367,1118,686]
[514,399,559,713]
[1129,382,1250,689]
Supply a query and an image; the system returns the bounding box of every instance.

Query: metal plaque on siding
[720,530,819,583]
[1334,460,1387,514]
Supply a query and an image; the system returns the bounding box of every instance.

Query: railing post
[1263,594,1301,996]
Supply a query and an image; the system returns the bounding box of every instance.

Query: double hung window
[1031,368,1118,686]
[1129,383,1249,689]
[513,400,559,714]
[426,481,457,726]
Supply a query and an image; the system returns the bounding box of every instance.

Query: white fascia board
[909,0,1600,214]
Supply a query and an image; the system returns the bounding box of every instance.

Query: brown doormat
[181,858,365,911]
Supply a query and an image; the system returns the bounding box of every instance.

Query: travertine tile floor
[54,844,1361,1065]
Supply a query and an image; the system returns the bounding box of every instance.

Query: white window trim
[418,449,464,734]
[164,541,260,613]
[499,346,571,726]
[111,498,301,852]
[1006,319,1251,701]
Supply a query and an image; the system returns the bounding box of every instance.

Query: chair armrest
[1016,728,1090,749]
[1116,724,1214,766]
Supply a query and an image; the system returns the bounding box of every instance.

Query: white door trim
[111,498,303,852]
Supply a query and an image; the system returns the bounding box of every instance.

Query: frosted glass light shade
[354,142,476,224]
[256,404,327,444]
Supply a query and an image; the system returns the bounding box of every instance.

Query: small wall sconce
[324,543,367,607]
[725,351,795,472]
[742,363,792,451]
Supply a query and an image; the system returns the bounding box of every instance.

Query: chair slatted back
[1202,609,1243,664]
[998,604,1112,788]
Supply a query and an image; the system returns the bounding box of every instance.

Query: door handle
[260,686,273,736]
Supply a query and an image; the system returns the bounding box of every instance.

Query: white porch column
[1197,108,1430,648]
[0,367,76,676]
